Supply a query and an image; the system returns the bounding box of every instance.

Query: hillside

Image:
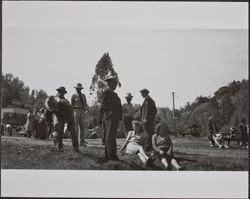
[176,79,248,135]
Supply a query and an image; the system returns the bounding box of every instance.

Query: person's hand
[159,150,164,155]
[142,119,147,124]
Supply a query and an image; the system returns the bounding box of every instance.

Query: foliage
[178,79,248,135]
[89,52,121,102]
[1,73,48,109]
[1,73,30,107]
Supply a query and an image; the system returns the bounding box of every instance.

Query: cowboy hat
[125,93,133,98]
[56,86,67,94]
[104,71,118,82]
[74,83,84,89]
[139,88,149,94]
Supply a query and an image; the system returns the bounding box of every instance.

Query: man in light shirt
[71,83,88,146]
[122,93,135,138]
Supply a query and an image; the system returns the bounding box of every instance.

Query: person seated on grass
[152,122,183,171]
[212,132,229,149]
[119,120,153,166]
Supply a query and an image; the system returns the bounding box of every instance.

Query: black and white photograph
[1,1,248,198]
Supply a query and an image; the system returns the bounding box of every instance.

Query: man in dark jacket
[100,74,122,161]
[140,88,157,151]
[46,87,79,153]
[208,115,218,147]
[239,118,247,146]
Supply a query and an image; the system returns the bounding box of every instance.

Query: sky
[2,2,248,109]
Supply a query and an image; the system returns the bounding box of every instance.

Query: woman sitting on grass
[119,120,152,166]
[212,132,229,149]
[152,122,183,171]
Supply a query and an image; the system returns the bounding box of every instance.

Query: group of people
[22,72,248,169]
[208,116,248,148]
[43,73,174,168]
[97,73,183,169]
[45,83,90,153]
[25,108,47,139]
[119,121,183,170]
[100,73,158,161]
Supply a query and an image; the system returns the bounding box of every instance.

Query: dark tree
[2,73,30,107]
[89,52,121,102]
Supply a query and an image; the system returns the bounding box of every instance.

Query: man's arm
[152,134,162,153]
[71,94,75,106]
[166,138,173,155]
[143,101,150,122]
[100,91,111,113]
[82,94,89,111]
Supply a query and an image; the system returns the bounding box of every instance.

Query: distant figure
[212,132,229,149]
[208,115,218,147]
[119,121,152,166]
[152,123,183,170]
[6,124,12,136]
[239,118,247,146]
[226,126,239,145]
[140,88,157,151]
[33,109,40,138]
[100,73,122,161]
[1,123,4,136]
[122,93,134,138]
[46,87,79,153]
[229,126,237,138]
[37,108,48,139]
[71,83,88,146]
[26,109,35,138]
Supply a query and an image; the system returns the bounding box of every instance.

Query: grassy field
[1,135,248,170]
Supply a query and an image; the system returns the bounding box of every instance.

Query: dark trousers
[208,134,215,145]
[103,119,119,160]
[142,120,154,151]
[33,120,39,138]
[57,120,79,152]
[123,116,133,137]
[241,134,247,145]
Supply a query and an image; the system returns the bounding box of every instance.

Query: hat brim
[105,78,117,82]
[140,90,149,93]
[74,86,84,89]
[56,90,67,94]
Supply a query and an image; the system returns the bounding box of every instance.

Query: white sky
[2,2,248,108]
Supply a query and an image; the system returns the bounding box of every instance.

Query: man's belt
[73,107,84,109]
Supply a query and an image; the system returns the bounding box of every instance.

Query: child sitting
[152,122,183,170]
[119,120,152,166]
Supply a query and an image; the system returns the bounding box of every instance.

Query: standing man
[26,109,35,138]
[46,87,79,153]
[71,83,88,146]
[140,88,157,151]
[208,115,218,147]
[122,93,134,138]
[239,118,247,146]
[100,74,122,161]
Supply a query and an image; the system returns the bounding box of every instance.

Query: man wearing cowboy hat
[100,73,122,161]
[71,83,88,146]
[140,88,157,151]
[46,87,79,152]
[122,93,135,137]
